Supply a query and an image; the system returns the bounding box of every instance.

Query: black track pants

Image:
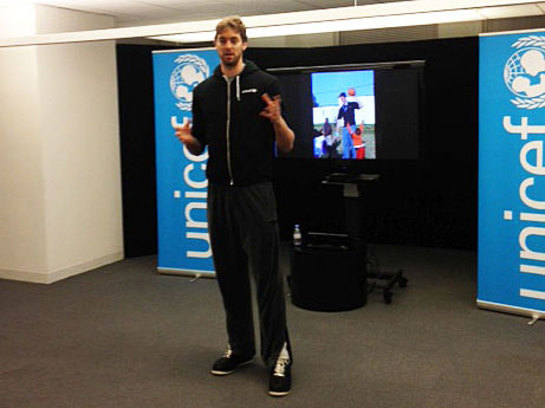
[207,182,291,369]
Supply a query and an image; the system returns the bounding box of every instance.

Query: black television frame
[268,59,426,172]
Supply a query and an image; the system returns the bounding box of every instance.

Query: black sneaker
[268,355,291,397]
[210,345,254,376]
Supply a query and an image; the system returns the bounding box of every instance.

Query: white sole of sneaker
[268,390,291,397]
[210,358,254,376]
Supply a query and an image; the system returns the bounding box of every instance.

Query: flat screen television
[269,60,425,162]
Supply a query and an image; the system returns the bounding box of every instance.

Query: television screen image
[272,61,423,162]
[311,70,375,160]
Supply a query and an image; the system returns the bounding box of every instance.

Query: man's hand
[259,93,282,124]
[174,117,192,144]
[172,117,203,155]
[259,93,295,152]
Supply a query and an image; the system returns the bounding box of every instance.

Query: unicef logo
[170,54,210,111]
[504,36,545,110]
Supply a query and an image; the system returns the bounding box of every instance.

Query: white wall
[0,45,49,279]
[0,5,123,283]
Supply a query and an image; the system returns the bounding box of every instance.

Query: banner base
[157,267,216,279]
[477,300,545,325]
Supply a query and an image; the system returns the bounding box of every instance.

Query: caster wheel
[383,291,393,304]
[399,277,408,288]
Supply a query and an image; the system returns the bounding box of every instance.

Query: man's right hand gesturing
[172,117,203,155]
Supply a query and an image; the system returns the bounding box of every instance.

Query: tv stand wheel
[383,290,393,304]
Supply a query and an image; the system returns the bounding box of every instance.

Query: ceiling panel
[137,2,246,24]
[222,0,316,15]
[36,0,161,16]
[29,0,545,29]
[295,0,398,7]
[138,0,225,5]
[34,0,399,26]
[295,0,359,7]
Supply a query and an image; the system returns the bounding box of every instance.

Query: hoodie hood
[213,60,260,101]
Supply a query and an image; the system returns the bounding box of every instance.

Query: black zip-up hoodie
[191,60,282,186]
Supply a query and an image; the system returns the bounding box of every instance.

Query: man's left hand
[259,93,281,124]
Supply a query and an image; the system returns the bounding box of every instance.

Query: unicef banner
[152,48,218,277]
[478,30,545,318]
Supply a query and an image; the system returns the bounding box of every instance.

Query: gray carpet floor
[1,244,544,408]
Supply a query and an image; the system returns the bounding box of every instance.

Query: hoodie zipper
[224,76,234,186]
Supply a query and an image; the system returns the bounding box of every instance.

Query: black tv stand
[289,172,407,310]
[323,172,408,304]
[367,267,408,304]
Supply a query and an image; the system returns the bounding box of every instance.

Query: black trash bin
[290,233,367,312]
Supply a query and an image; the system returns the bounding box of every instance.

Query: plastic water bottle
[293,224,302,247]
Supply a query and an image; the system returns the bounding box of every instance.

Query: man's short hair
[339,92,347,98]
[215,16,248,43]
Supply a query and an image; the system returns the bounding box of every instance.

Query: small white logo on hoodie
[241,88,258,94]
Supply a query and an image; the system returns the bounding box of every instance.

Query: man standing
[174,16,295,397]
[337,91,362,159]
[320,118,340,158]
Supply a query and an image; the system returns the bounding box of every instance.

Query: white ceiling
[1,0,542,47]
[34,0,407,27]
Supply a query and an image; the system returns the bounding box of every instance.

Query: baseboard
[0,251,124,284]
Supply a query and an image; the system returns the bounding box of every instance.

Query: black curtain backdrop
[117,37,478,257]
[116,45,160,257]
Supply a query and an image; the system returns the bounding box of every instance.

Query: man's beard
[222,52,241,67]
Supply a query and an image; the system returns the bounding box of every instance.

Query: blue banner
[152,48,219,276]
[479,30,545,315]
